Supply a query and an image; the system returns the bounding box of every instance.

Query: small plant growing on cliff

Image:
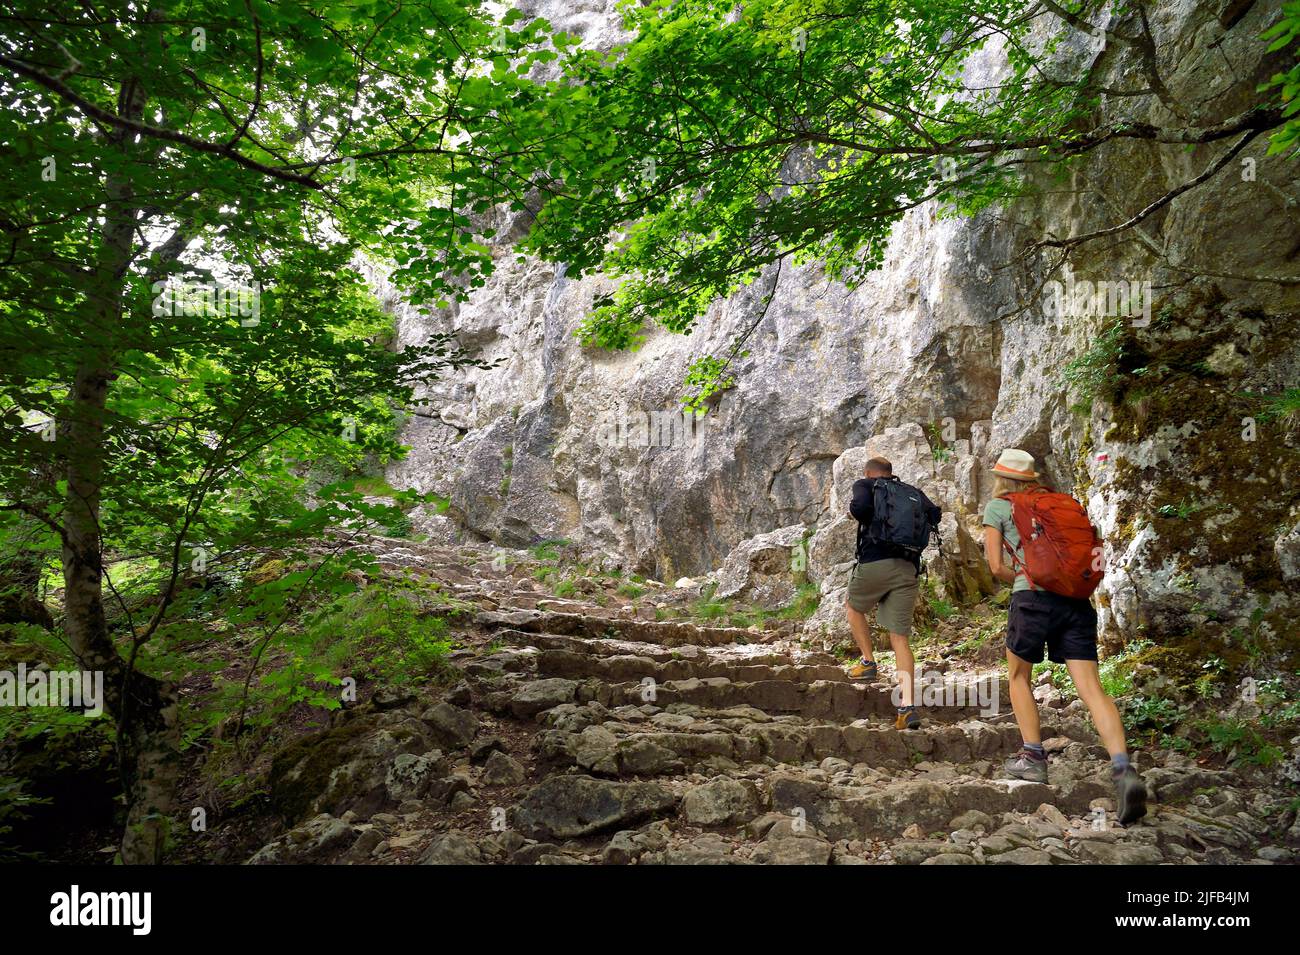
[1125,695,1183,732]
[927,422,952,462]
[1201,717,1285,768]
[529,540,567,562]
[1157,499,1200,520]
[1195,658,1227,699]
[1262,5,1300,157]
[1062,320,1126,412]
[1257,388,1300,428]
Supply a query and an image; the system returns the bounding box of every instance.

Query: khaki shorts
[845,558,919,636]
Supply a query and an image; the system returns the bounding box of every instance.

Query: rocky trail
[247,538,1298,866]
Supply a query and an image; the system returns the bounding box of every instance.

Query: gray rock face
[422,702,480,749]
[382,0,1300,647]
[418,830,486,865]
[246,814,358,865]
[680,777,762,827]
[511,678,579,719]
[512,774,679,839]
[480,750,527,786]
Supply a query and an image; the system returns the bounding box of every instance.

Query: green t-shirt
[983,497,1030,593]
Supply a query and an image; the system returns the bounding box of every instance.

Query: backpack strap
[865,477,891,545]
[1000,536,1038,590]
[1000,494,1038,591]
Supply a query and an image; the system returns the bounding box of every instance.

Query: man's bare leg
[889,631,914,707]
[845,603,875,663]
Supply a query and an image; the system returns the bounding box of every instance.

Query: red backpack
[1001,486,1104,599]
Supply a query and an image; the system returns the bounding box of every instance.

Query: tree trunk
[0,515,53,630]
[62,360,180,865]
[60,69,180,865]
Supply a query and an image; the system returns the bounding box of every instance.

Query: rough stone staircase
[252,539,1292,865]
[463,603,1142,862]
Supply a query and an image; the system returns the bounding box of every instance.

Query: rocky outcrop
[383,0,1300,649]
[266,701,483,824]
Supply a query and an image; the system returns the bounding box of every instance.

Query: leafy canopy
[517,0,1291,402]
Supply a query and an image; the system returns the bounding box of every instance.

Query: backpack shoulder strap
[998,491,1038,590]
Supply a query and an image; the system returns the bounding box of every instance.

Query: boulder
[418,829,486,865]
[246,814,358,865]
[480,750,527,786]
[710,524,807,607]
[422,702,480,749]
[680,778,762,826]
[511,679,579,719]
[512,775,678,840]
[268,707,439,823]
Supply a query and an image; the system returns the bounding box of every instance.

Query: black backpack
[862,477,937,556]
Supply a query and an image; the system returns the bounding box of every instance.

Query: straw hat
[991,448,1039,480]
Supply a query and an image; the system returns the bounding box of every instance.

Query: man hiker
[844,456,942,730]
[982,447,1147,825]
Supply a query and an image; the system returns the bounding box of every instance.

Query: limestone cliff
[383,0,1300,654]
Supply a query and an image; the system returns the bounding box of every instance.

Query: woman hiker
[982,448,1147,826]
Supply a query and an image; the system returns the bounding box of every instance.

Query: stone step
[584,674,1001,724]
[533,714,1028,778]
[532,647,848,686]
[484,627,1010,710]
[489,665,1009,727]
[488,629,814,667]
[764,771,1117,842]
[476,609,773,648]
[589,675,875,720]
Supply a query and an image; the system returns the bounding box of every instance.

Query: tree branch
[0,53,324,189]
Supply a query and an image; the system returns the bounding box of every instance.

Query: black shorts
[1006,590,1098,664]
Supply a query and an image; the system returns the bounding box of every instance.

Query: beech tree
[0,0,570,862]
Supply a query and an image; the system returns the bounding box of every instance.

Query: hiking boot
[894,706,921,730]
[1115,766,1148,826]
[1003,749,1048,783]
[847,659,878,681]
